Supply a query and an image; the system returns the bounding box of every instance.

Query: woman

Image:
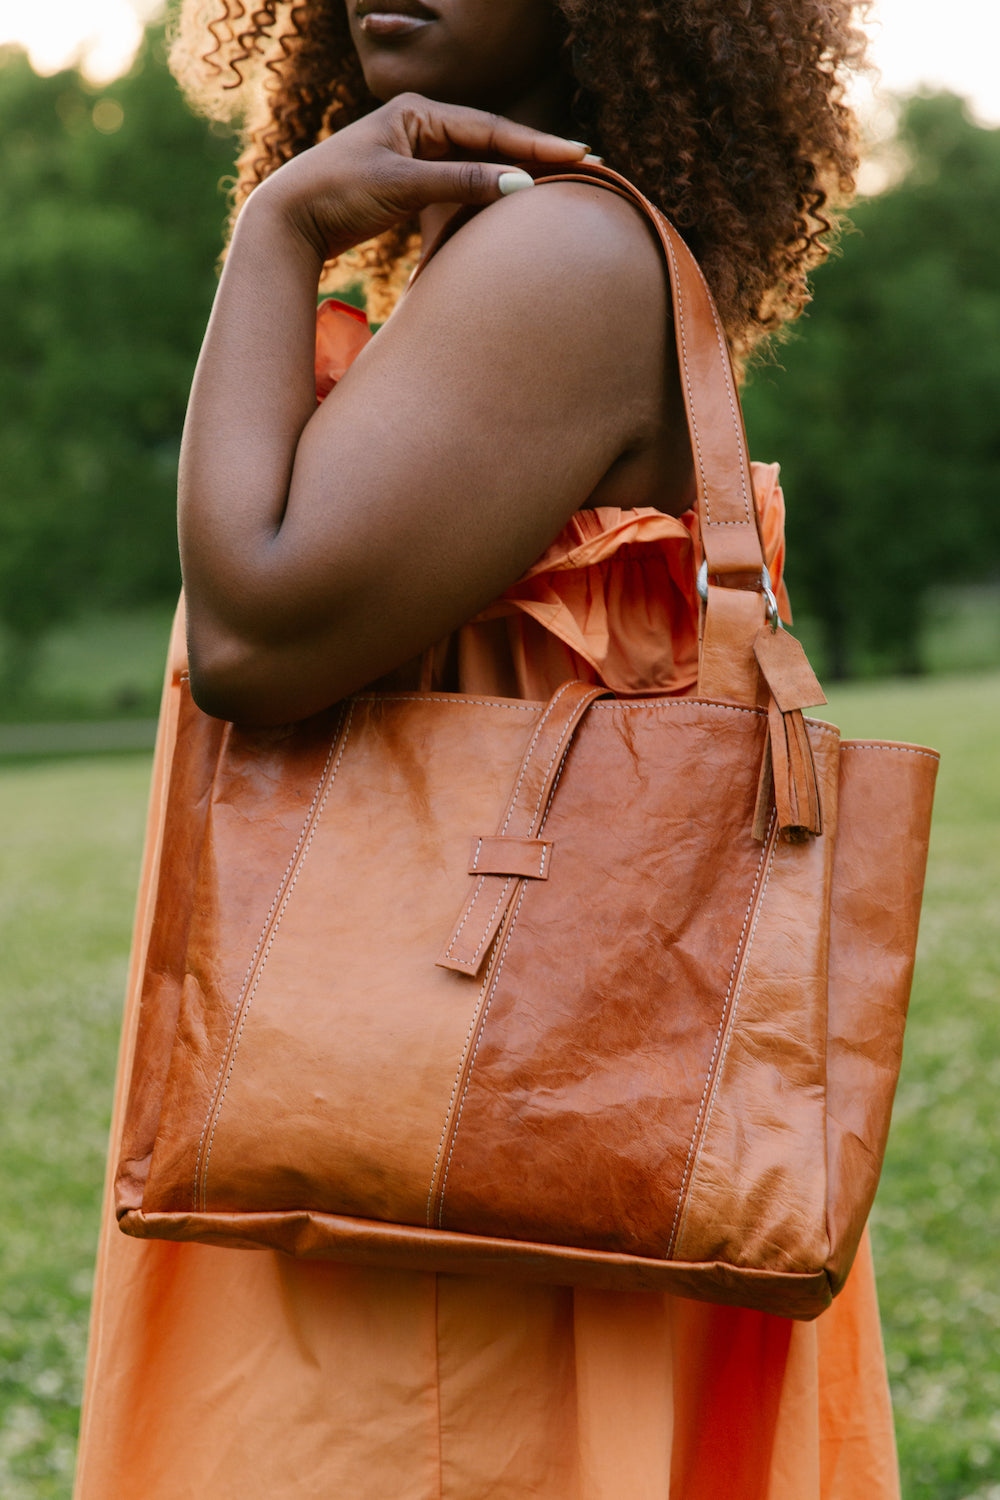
[75,2,896,1496]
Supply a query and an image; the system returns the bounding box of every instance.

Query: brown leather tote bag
[115,167,938,1320]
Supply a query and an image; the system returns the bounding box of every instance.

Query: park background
[0,1,998,1495]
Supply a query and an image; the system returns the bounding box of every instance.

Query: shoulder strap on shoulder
[409,163,776,706]
[534,164,773,708]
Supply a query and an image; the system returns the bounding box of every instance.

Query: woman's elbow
[185,616,355,727]
[186,628,269,724]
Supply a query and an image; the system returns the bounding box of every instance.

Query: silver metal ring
[761,564,781,631]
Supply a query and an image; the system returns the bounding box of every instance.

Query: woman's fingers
[383,154,533,209]
[254,93,593,258]
[368,93,592,210]
[385,92,588,166]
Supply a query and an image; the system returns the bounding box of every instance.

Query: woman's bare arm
[179,97,683,723]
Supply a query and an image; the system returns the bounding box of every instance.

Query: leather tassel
[763,696,823,841]
[752,625,826,842]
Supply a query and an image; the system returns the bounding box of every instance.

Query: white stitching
[191,709,346,1206]
[662,230,708,524]
[197,703,355,1209]
[470,837,483,872]
[541,757,569,826]
[367,694,837,732]
[705,286,752,527]
[665,809,777,1256]
[585,700,840,740]
[358,694,536,710]
[670,817,779,1259]
[840,743,939,759]
[425,937,502,1226]
[443,873,487,956]
[436,881,530,1227]
[373,696,829,731]
[522,696,594,831]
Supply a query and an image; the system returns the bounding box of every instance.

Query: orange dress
[74,306,899,1500]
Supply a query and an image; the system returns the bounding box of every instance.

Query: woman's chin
[357,42,495,110]
[361,59,446,104]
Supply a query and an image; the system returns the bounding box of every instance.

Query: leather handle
[438,682,611,975]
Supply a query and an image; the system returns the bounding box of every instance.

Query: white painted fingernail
[566,140,590,151]
[498,170,535,195]
[583,154,604,165]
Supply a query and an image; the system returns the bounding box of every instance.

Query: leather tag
[753,626,827,713]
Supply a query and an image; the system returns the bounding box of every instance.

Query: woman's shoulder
[486,173,664,259]
[401,176,669,374]
[397,176,679,501]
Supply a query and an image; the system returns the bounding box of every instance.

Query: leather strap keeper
[469,836,553,880]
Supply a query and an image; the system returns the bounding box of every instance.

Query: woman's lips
[356,0,436,37]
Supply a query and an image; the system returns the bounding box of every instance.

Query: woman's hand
[251,92,588,261]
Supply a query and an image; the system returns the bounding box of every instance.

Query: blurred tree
[0,30,235,694]
[744,93,1000,677]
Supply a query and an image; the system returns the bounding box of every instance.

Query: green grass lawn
[0,753,150,1499]
[823,674,1000,1499]
[0,673,997,1498]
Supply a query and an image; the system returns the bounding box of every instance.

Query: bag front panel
[434,700,808,1261]
[669,718,841,1273]
[139,695,352,1213]
[147,696,555,1224]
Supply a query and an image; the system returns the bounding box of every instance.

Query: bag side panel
[824,739,938,1289]
[114,681,226,1212]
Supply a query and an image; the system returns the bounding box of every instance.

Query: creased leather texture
[115,164,939,1320]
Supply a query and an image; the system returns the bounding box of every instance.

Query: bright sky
[869,0,1000,127]
[0,0,163,84]
[0,0,998,125]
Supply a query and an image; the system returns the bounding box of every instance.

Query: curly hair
[170,0,870,360]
